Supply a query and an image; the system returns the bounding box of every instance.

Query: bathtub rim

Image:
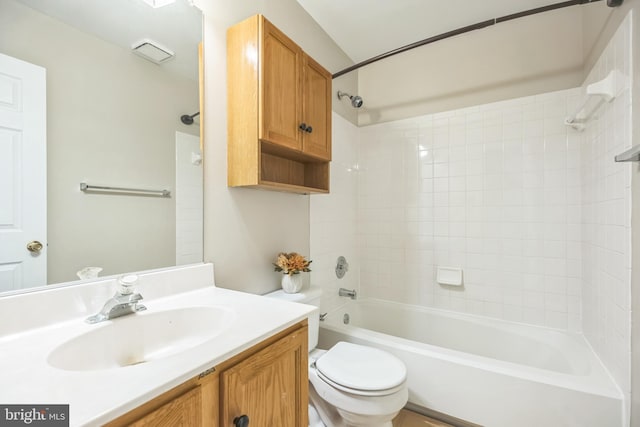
[320,298,622,401]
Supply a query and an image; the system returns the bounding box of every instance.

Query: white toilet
[267,288,408,427]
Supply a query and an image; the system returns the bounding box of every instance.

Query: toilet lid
[315,342,406,392]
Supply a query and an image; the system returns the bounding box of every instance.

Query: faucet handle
[117,274,138,295]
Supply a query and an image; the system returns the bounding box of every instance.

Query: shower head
[180,111,200,125]
[337,91,364,109]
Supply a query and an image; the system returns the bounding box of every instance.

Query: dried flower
[273,252,312,275]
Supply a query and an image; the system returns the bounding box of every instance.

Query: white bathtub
[318,299,623,427]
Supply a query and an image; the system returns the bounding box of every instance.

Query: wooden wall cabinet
[106,322,308,427]
[227,14,332,194]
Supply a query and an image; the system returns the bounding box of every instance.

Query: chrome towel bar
[80,182,171,197]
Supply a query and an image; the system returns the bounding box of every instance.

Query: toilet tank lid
[264,287,323,303]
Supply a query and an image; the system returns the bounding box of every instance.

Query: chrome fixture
[343,313,350,324]
[339,288,357,299]
[80,182,171,198]
[337,91,364,108]
[615,145,640,162]
[336,256,349,279]
[86,275,146,324]
[319,312,328,322]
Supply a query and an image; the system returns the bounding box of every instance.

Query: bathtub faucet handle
[319,312,328,321]
[339,288,357,299]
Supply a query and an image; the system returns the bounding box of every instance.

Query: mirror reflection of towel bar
[80,182,171,197]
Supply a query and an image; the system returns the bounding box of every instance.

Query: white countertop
[0,283,314,426]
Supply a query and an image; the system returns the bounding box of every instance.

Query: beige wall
[356,3,611,126]
[0,0,199,284]
[194,0,354,294]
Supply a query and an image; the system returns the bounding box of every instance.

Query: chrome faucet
[86,275,146,324]
[339,288,357,299]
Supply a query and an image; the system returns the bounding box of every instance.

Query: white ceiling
[15,0,202,80]
[295,0,595,64]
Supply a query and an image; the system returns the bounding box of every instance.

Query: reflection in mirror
[0,0,203,295]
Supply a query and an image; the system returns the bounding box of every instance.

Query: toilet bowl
[266,288,409,427]
[309,344,408,427]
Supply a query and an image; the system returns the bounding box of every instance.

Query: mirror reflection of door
[0,52,46,292]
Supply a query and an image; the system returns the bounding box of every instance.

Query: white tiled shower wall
[357,88,585,331]
[310,113,360,311]
[311,10,633,422]
[580,11,632,411]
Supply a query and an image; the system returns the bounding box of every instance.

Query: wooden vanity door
[128,387,202,427]
[220,326,308,427]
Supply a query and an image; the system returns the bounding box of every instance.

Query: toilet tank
[265,287,322,351]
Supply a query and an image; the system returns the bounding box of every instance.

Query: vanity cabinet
[227,14,332,194]
[221,321,308,427]
[127,385,208,426]
[105,321,308,427]
[104,374,217,427]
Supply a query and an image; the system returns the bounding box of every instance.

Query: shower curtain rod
[332,0,608,79]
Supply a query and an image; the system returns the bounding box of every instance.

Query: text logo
[0,405,69,426]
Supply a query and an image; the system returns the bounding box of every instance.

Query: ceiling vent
[131,39,174,64]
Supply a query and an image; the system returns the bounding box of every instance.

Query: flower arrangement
[273,252,312,275]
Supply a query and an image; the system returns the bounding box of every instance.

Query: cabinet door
[302,54,332,160]
[221,327,308,427]
[129,386,202,427]
[261,19,302,151]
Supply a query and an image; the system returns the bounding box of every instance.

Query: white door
[0,53,46,292]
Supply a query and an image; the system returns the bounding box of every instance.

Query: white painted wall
[194,0,355,294]
[356,3,610,126]
[0,0,199,284]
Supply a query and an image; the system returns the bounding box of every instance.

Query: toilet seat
[314,342,406,396]
[309,362,408,422]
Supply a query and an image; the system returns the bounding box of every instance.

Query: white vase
[281,273,303,293]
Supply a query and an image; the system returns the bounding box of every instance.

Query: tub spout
[339,288,357,299]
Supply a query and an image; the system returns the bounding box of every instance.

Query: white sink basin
[48,306,236,371]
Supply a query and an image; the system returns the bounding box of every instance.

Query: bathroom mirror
[0,0,203,294]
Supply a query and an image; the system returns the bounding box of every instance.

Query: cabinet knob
[299,123,307,131]
[233,415,249,427]
[305,125,313,133]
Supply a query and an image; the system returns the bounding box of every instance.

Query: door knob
[305,125,313,133]
[233,415,249,427]
[299,123,308,131]
[27,240,43,254]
